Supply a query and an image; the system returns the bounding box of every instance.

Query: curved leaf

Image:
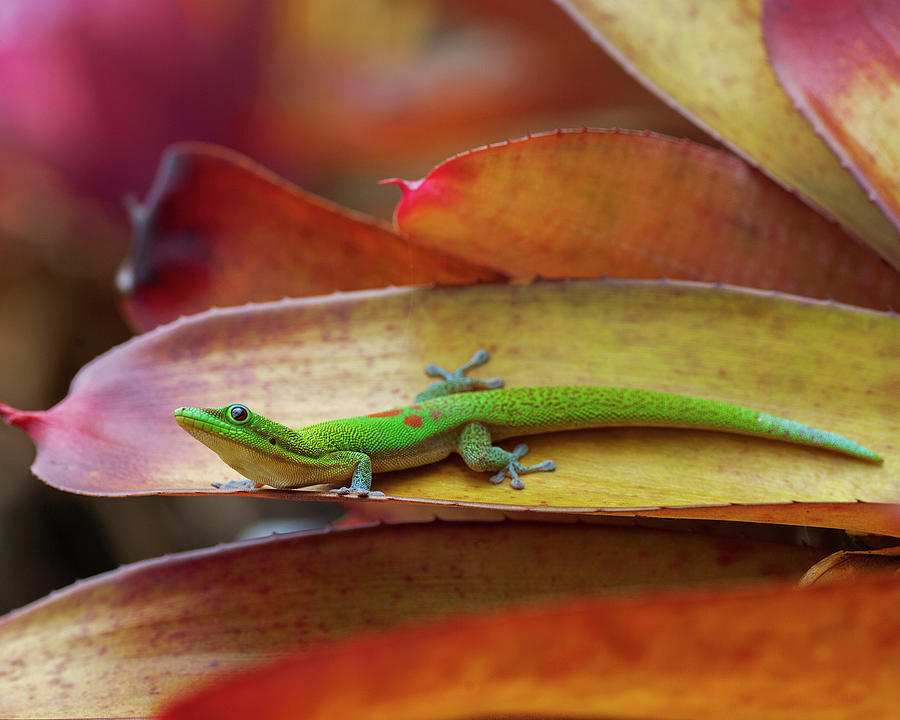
[2,281,896,532]
[389,130,900,310]
[800,546,900,585]
[0,520,825,717]
[558,0,900,269]
[118,143,501,331]
[763,0,900,243]
[161,573,900,720]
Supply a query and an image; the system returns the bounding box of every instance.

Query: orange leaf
[161,572,900,720]
[118,143,501,331]
[558,0,900,269]
[2,281,896,533]
[389,130,900,310]
[0,521,826,717]
[763,0,900,248]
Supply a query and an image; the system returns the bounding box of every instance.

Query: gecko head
[174,404,318,487]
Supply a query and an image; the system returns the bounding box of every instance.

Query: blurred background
[0,0,714,614]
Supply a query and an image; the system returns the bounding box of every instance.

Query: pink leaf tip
[379,177,422,197]
[0,402,43,435]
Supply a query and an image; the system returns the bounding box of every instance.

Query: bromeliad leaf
[1,281,896,532]
[118,143,502,332]
[388,129,900,310]
[0,521,829,718]
[161,571,900,720]
[559,0,900,269]
[763,0,900,248]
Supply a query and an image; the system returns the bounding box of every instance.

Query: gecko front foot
[212,478,260,491]
[415,349,504,402]
[489,444,556,490]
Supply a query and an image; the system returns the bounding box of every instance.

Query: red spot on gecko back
[368,409,402,418]
[404,414,424,428]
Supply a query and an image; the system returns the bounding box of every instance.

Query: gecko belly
[367,432,457,473]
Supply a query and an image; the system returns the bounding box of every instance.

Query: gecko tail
[755,412,883,463]
[448,386,883,463]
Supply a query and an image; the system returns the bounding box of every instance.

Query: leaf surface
[558,0,900,269]
[2,281,896,531]
[161,572,900,720]
[763,0,900,247]
[119,143,501,331]
[0,520,825,718]
[390,130,900,310]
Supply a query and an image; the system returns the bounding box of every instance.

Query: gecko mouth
[173,406,262,458]
[174,406,231,439]
[174,406,300,459]
[174,406,318,488]
[174,405,274,476]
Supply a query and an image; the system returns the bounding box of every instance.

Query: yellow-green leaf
[2,281,896,532]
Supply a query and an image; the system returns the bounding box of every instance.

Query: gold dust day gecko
[174,350,882,496]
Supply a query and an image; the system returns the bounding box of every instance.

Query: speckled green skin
[174,350,881,495]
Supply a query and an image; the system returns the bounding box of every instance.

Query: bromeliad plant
[1,1,899,718]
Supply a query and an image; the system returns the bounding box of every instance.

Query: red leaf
[118,144,501,331]
[390,130,900,310]
[764,0,900,256]
[559,0,900,270]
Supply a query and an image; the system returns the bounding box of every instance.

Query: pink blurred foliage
[0,0,264,201]
[0,0,691,213]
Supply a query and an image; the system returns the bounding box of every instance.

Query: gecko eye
[227,404,250,424]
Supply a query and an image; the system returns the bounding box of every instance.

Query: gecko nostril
[269,438,277,445]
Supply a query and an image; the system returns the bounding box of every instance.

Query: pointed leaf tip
[0,402,42,434]
[379,177,422,195]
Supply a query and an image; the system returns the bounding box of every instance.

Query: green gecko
[174,349,882,496]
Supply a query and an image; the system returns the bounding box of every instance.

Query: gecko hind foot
[416,349,504,402]
[329,487,385,498]
[488,444,557,490]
